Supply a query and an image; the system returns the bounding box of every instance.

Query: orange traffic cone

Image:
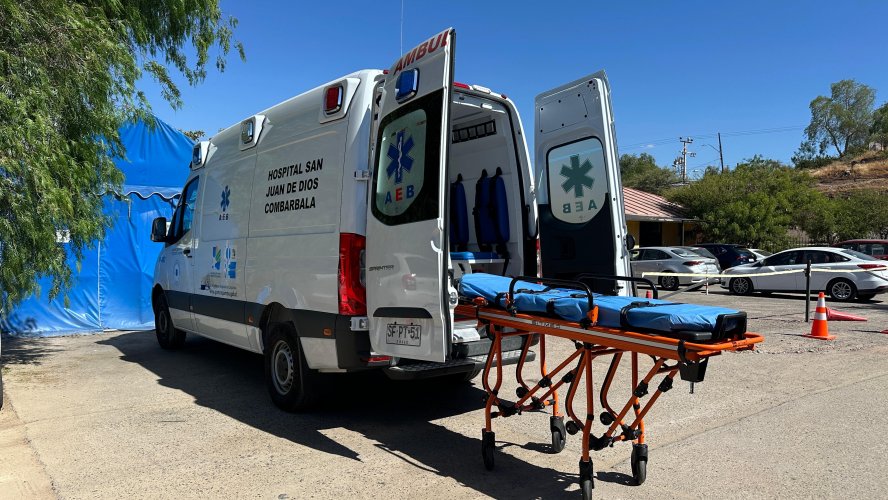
[645,290,653,299]
[804,292,835,340]
[826,308,867,322]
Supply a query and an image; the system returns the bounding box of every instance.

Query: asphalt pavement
[1,289,887,499]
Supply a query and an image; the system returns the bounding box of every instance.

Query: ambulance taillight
[324,85,343,115]
[338,233,366,316]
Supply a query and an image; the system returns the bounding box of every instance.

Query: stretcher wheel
[631,443,648,486]
[565,420,580,435]
[550,416,567,453]
[481,430,496,470]
[579,459,594,500]
[599,411,614,426]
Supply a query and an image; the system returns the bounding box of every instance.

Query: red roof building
[622,187,698,247]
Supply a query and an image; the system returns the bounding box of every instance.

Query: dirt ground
[2,289,887,499]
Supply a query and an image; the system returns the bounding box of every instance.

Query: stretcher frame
[454,275,763,499]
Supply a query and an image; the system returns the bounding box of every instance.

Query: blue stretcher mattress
[459,273,741,334]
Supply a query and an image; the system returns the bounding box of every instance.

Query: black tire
[658,274,680,291]
[264,322,320,412]
[482,430,496,470]
[154,293,185,349]
[581,478,593,500]
[827,278,856,302]
[856,293,876,302]
[550,416,567,453]
[0,360,4,411]
[579,459,594,499]
[631,443,648,486]
[729,277,754,295]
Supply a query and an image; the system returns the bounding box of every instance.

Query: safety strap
[489,167,510,274]
[619,300,682,329]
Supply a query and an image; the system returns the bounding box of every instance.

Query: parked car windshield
[671,247,702,258]
[737,249,756,259]
[686,247,717,260]
[840,249,879,261]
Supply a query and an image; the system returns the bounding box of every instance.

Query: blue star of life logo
[560,155,595,198]
[220,185,230,212]
[386,130,414,184]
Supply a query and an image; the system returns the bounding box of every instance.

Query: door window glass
[764,251,802,266]
[546,137,608,224]
[650,249,669,260]
[181,177,200,233]
[372,90,443,226]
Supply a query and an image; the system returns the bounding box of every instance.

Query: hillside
[809,151,888,195]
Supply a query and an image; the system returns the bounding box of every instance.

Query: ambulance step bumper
[383,349,534,381]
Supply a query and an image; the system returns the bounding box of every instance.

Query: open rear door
[366,28,454,362]
[535,72,632,294]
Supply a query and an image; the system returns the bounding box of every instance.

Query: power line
[622,125,804,150]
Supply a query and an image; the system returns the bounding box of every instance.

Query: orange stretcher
[454,275,763,499]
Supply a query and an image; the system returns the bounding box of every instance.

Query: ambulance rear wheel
[265,322,319,412]
[154,293,185,350]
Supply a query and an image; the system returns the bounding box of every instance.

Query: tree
[870,102,888,151]
[666,156,827,248]
[804,79,876,157]
[180,130,206,142]
[0,1,243,309]
[834,190,888,240]
[619,153,680,195]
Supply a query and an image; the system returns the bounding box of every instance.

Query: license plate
[386,323,422,346]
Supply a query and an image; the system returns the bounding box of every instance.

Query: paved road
[1,289,887,499]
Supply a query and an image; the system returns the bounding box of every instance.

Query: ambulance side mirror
[626,234,636,251]
[150,217,168,243]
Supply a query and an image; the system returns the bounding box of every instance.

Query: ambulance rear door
[535,72,632,295]
[365,28,455,362]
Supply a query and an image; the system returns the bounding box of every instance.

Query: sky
[140,0,888,177]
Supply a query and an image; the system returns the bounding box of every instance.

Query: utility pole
[679,137,694,183]
[717,132,725,172]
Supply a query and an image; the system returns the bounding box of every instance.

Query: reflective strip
[477,310,677,352]
[643,267,888,280]
[813,312,828,321]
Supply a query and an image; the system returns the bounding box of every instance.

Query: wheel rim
[272,339,295,394]
[732,278,749,294]
[832,281,853,300]
[156,306,169,338]
[663,276,677,289]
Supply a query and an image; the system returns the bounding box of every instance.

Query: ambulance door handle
[183,248,192,258]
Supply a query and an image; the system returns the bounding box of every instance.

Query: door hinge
[354,170,371,181]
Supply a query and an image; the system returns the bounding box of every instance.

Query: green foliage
[835,190,888,240]
[0,1,243,309]
[791,140,835,169]
[666,156,828,248]
[805,79,876,157]
[870,102,888,151]
[180,130,206,142]
[618,153,680,195]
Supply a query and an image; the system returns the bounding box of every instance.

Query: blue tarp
[2,118,193,336]
[459,273,739,333]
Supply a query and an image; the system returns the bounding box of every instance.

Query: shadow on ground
[98,331,583,498]
[0,334,62,366]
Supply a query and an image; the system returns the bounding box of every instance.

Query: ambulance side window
[167,177,200,245]
[371,90,443,226]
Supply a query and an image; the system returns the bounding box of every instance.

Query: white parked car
[721,247,888,301]
[630,246,721,291]
[748,248,772,260]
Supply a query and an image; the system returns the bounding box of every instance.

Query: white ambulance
[150,28,632,411]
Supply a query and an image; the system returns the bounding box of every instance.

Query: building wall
[626,219,700,247]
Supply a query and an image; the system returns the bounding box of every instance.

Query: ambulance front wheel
[264,322,319,412]
[154,293,185,350]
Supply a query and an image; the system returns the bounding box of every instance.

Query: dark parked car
[835,240,888,260]
[694,243,757,269]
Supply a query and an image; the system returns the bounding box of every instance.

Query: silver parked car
[630,246,721,291]
[721,247,888,301]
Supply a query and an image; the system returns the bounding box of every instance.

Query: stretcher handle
[575,273,658,299]
[507,276,596,317]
